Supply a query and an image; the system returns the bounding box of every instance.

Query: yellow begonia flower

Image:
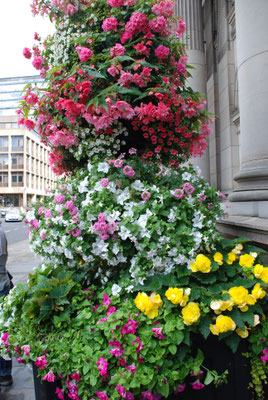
[234,244,243,254]
[239,254,254,268]
[236,327,249,338]
[134,292,162,319]
[213,252,223,265]
[210,315,236,335]
[254,264,264,277]
[226,251,236,265]
[191,254,211,273]
[181,302,200,326]
[252,283,266,300]
[260,267,268,284]
[165,288,184,304]
[228,286,249,306]
[134,292,150,312]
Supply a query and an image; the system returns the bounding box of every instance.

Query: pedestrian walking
[0,221,13,386]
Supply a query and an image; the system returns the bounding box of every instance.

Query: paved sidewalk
[0,240,41,399]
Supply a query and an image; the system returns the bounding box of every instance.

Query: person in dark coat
[0,222,13,386]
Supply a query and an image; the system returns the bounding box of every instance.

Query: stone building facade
[175,0,268,246]
[0,76,57,208]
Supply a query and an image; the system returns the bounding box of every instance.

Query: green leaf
[168,344,177,355]
[157,383,170,398]
[225,334,241,353]
[204,371,214,385]
[116,86,143,96]
[82,66,106,79]
[229,308,245,330]
[200,316,211,339]
[50,285,71,299]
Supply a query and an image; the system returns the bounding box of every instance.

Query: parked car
[5,209,23,222]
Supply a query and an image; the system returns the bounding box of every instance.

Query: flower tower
[0,1,267,400]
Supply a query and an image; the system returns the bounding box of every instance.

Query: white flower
[64,248,73,259]
[116,188,130,205]
[112,243,120,255]
[92,238,109,256]
[131,180,145,191]
[182,171,192,181]
[168,207,177,222]
[111,284,122,296]
[78,176,89,193]
[125,285,134,293]
[98,162,110,173]
[118,226,132,240]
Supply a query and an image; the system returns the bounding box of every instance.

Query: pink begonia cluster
[76,46,93,62]
[154,45,170,59]
[1,333,10,347]
[107,0,125,7]
[121,319,138,334]
[93,213,119,240]
[148,16,168,35]
[191,380,205,390]
[95,391,109,400]
[152,0,174,17]
[102,17,118,32]
[110,43,126,57]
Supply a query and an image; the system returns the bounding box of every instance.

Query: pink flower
[152,327,165,340]
[155,45,170,59]
[35,355,48,370]
[102,17,118,32]
[110,43,126,57]
[107,65,120,77]
[70,372,81,382]
[32,56,44,70]
[1,333,9,346]
[141,191,151,201]
[177,18,186,37]
[95,391,109,400]
[21,345,31,355]
[131,337,143,353]
[107,0,124,6]
[191,380,205,390]
[121,320,138,335]
[103,293,111,306]
[174,188,184,199]
[100,178,109,187]
[56,387,65,399]
[190,370,204,377]
[123,165,135,177]
[152,0,174,17]
[110,346,125,357]
[182,182,195,195]
[23,47,32,59]
[129,148,137,154]
[24,119,35,130]
[198,194,207,202]
[116,385,127,398]
[174,384,186,393]
[96,357,109,377]
[141,391,154,400]
[76,46,93,62]
[54,194,65,204]
[200,124,212,137]
[43,371,56,382]
[261,348,268,363]
[125,364,136,374]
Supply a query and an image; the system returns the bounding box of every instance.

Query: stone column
[229,0,268,217]
[176,0,210,181]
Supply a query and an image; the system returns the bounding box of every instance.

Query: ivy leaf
[50,285,71,299]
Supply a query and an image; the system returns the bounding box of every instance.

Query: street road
[0,219,29,245]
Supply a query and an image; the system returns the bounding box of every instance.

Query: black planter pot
[168,335,251,400]
[32,364,61,400]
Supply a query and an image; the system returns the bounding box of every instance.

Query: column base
[223,200,268,218]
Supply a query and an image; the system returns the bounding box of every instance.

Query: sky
[0,0,54,78]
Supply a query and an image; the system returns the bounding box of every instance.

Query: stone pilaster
[229,0,268,217]
[176,0,210,181]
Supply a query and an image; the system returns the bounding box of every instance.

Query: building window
[4,195,19,207]
[11,153,24,169]
[0,136,8,152]
[11,173,23,187]
[0,173,8,187]
[0,154,8,169]
[12,135,24,151]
